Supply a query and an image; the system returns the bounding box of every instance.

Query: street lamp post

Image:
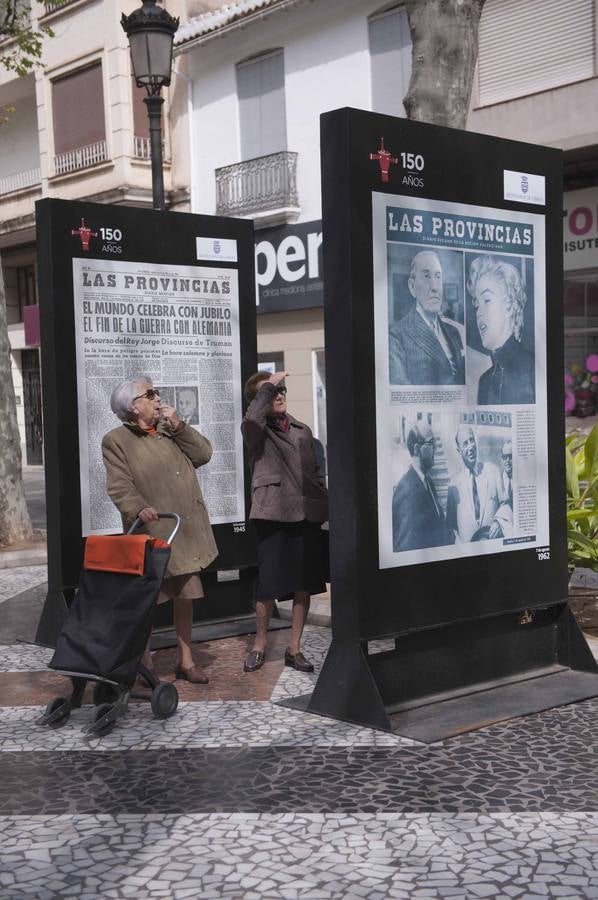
[121,0,179,210]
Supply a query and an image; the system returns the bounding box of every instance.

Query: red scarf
[267,414,290,433]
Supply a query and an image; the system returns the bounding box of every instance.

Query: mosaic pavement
[0,565,47,602]
[1,571,598,897]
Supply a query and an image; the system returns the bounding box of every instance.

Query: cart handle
[127,512,181,544]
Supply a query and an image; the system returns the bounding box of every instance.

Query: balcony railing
[54,139,108,176]
[43,0,82,13]
[0,166,41,196]
[133,136,167,161]
[215,151,298,217]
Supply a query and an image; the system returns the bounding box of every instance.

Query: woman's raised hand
[159,403,182,430]
[267,370,288,387]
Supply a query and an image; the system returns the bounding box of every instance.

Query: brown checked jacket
[241,381,328,524]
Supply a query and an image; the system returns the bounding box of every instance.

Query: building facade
[0,0,191,464]
[3,0,597,462]
[174,0,598,449]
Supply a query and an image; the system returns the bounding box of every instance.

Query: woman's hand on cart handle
[138,506,159,523]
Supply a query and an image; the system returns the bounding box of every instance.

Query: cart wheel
[93,682,118,706]
[46,697,71,728]
[151,682,179,719]
[91,702,116,736]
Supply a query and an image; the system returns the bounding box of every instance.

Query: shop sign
[255,220,323,313]
[564,186,598,271]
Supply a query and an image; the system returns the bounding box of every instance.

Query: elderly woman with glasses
[101,376,218,684]
[241,370,328,673]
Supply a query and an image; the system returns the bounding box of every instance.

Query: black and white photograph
[373,192,548,568]
[391,414,451,552]
[444,416,514,544]
[175,385,200,425]
[387,245,465,386]
[465,253,536,406]
[390,411,516,555]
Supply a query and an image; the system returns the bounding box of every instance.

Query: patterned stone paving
[0,565,47,602]
[3,690,598,817]
[1,813,597,899]
[0,701,407,754]
[1,573,598,898]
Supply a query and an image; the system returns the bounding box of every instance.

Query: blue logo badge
[521,176,529,194]
[213,240,221,254]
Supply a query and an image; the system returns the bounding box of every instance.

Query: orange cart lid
[84,534,169,576]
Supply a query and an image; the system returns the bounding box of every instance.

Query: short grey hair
[410,250,441,280]
[110,376,153,422]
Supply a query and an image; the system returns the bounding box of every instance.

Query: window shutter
[369,5,412,118]
[237,49,286,160]
[479,0,595,106]
[52,63,106,154]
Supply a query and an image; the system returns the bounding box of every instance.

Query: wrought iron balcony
[0,166,41,196]
[215,151,298,217]
[43,0,82,13]
[54,139,108,176]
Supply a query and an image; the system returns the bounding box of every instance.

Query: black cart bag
[38,514,180,736]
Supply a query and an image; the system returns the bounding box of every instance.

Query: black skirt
[253,519,329,601]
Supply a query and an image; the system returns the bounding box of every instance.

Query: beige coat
[101,421,218,576]
[241,381,328,523]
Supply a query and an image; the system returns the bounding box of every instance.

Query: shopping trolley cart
[37,513,181,737]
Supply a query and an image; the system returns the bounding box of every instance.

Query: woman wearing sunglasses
[102,376,218,683]
[241,369,328,673]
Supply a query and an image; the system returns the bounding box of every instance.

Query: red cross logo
[369,138,398,183]
[71,218,98,252]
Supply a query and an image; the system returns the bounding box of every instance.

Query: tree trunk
[0,256,34,545]
[404,0,486,129]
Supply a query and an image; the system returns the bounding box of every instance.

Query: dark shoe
[284,649,314,673]
[244,649,266,672]
[174,664,209,684]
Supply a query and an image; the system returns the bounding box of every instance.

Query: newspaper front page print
[73,257,245,536]
[372,193,548,569]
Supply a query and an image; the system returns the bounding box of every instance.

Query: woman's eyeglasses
[134,388,160,401]
[274,386,287,396]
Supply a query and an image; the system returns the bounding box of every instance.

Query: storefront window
[257,351,284,373]
[564,274,598,370]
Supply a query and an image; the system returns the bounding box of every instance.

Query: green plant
[1,2,53,78]
[566,423,598,571]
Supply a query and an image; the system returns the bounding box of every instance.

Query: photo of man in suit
[392,421,450,552]
[500,440,513,507]
[446,424,503,543]
[494,439,514,538]
[176,386,199,425]
[389,250,465,386]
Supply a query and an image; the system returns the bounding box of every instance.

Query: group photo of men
[387,245,536,407]
[391,413,515,554]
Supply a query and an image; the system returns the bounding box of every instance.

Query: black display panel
[35,199,257,642]
[321,109,566,642]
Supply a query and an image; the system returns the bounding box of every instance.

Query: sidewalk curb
[0,548,47,570]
